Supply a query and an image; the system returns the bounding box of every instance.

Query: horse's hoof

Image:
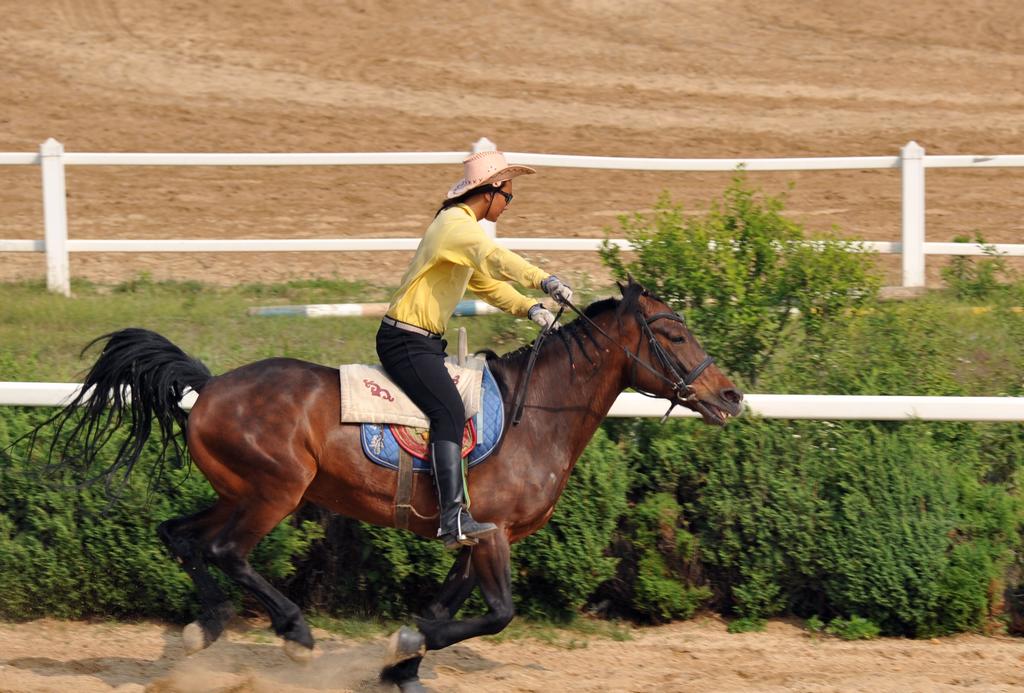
[283,638,318,663]
[381,655,425,691]
[182,621,208,655]
[386,626,426,665]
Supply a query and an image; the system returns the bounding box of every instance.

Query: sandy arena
[1,616,1024,692]
[2,1,1024,691]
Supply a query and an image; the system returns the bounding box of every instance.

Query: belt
[381,316,442,339]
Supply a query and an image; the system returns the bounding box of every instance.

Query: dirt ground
[1,616,1024,693]
[1,0,1023,288]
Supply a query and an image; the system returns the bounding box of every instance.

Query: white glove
[528,303,560,330]
[541,275,573,305]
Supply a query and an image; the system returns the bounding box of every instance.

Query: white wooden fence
[1,138,1023,296]
[0,382,1021,422]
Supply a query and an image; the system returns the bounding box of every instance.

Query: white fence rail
[1,382,1021,422]
[2,138,1024,296]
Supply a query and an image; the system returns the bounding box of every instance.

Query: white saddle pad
[339,356,485,427]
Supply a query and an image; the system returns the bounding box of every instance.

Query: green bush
[609,416,1022,637]
[941,233,1021,302]
[0,407,321,622]
[286,511,454,620]
[600,175,880,385]
[626,494,711,622]
[596,181,1024,636]
[1,404,631,625]
[770,297,968,396]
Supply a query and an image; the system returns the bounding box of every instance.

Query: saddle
[339,360,484,428]
[338,347,506,472]
[357,363,505,472]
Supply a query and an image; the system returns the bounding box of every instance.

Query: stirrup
[438,509,496,549]
[439,531,479,550]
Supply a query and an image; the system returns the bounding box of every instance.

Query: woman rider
[376,150,572,549]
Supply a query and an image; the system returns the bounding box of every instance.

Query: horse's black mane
[478,295,622,371]
[486,280,668,372]
[475,283,654,402]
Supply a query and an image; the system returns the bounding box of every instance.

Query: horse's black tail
[23,328,213,495]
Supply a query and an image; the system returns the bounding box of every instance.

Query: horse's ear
[623,273,650,296]
[617,278,643,311]
[617,273,638,295]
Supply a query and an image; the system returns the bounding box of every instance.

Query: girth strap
[393,447,439,530]
[394,448,415,529]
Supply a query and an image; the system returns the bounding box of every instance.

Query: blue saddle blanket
[360,364,505,472]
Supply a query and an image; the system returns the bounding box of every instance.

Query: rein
[511,305,564,425]
[527,299,714,424]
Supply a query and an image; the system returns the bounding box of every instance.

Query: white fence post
[900,140,926,288]
[40,138,70,296]
[471,137,497,238]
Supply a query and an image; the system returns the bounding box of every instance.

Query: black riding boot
[430,440,497,550]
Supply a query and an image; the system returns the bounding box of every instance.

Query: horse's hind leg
[186,397,319,659]
[206,500,316,660]
[157,504,236,653]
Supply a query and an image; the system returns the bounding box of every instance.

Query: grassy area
[304,612,633,647]
[2,277,1021,398]
[0,276,554,382]
[758,290,1024,397]
[482,615,634,647]
[306,613,401,640]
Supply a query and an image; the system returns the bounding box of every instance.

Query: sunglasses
[492,190,513,205]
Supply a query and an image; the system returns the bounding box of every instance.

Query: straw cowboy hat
[446,150,536,199]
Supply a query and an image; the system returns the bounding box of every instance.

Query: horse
[25,278,742,691]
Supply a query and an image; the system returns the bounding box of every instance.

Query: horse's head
[615,278,743,425]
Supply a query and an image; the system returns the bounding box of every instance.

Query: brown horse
[29,279,742,691]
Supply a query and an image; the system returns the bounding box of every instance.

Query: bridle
[511,298,715,425]
[631,309,715,421]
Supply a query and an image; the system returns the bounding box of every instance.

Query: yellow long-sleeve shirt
[386,204,548,335]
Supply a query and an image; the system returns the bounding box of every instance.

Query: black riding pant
[376,322,464,445]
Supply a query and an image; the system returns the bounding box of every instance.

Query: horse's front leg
[381,534,513,691]
[381,547,476,691]
[422,532,513,648]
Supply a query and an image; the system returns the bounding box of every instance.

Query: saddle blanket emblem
[360,364,505,473]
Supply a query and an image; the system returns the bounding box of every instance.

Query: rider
[376,150,573,549]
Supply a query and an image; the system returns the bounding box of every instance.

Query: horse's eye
[669,335,685,343]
